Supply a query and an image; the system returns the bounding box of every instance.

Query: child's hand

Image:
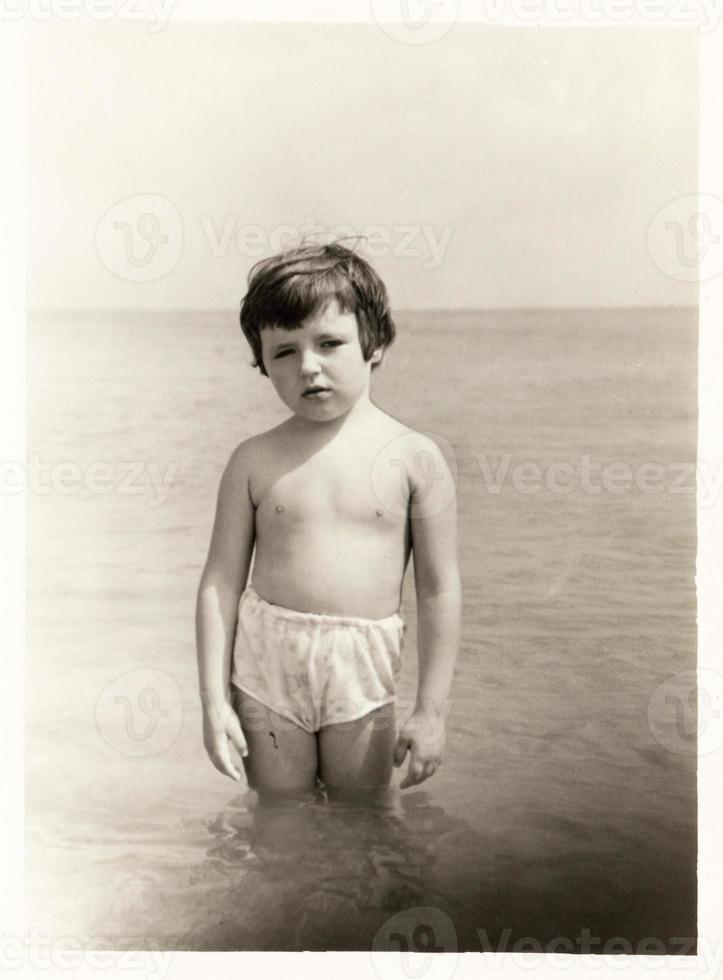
[202,700,248,781]
[393,710,445,789]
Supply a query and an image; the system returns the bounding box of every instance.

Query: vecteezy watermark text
[95,196,454,282]
[461,453,719,506]
[370,0,721,43]
[0,0,175,30]
[478,0,722,30]
[477,926,700,959]
[199,215,454,270]
[0,455,178,507]
[1,932,174,975]
[373,909,713,977]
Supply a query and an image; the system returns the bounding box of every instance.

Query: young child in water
[195,242,461,801]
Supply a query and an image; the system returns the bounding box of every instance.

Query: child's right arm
[195,442,256,780]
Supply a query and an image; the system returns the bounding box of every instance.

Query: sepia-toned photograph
[18,6,709,960]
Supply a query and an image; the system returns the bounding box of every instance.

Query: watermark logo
[372,906,458,980]
[370,0,459,45]
[96,668,183,757]
[370,431,458,519]
[647,668,723,756]
[647,193,723,283]
[96,194,183,282]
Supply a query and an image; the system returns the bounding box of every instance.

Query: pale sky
[28,22,698,310]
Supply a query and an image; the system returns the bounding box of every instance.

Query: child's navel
[275,504,284,513]
[375,508,383,517]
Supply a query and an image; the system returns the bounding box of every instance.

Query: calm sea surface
[26,307,697,952]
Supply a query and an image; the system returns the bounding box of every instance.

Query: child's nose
[299,349,321,376]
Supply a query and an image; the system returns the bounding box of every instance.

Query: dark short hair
[239,241,396,376]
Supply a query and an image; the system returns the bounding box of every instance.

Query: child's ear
[371,348,383,365]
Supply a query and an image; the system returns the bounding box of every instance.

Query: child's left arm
[393,434,461,789]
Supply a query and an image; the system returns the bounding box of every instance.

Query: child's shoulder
[370,411,456,515]
[221,413,447,483]
[223,421,288,472]
[371,408,447,461]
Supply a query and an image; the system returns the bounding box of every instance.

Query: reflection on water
[74,774,695,954]
[197,790,455,951]
[88,788,488,952]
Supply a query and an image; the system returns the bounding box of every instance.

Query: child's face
[260,299,381,422]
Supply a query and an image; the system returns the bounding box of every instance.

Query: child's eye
[321,340,343,348]
[273,349,294,359]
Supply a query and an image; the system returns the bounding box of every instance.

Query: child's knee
[252,769,321,803]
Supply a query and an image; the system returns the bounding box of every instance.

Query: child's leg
[318,702,396,798]
[234,688,319,800]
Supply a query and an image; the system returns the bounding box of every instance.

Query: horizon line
[27,303,698,316]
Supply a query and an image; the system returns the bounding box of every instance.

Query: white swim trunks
[231,585,406,733]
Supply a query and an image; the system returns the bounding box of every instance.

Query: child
[195,242,461,801]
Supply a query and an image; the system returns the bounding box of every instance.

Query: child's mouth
[302,387,331,399]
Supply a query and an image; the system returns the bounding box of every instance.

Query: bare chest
[253,448,409,531]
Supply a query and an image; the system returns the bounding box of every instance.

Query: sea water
[25,307,697,951]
